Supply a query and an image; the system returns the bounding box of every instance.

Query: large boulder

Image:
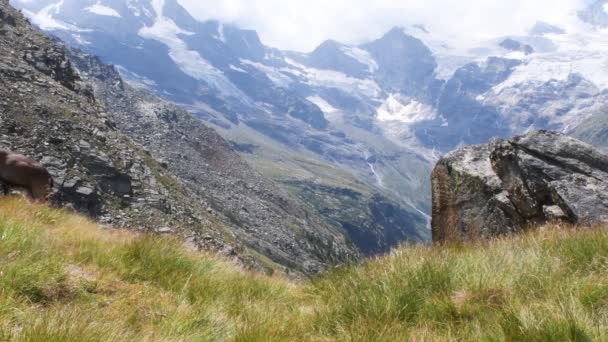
[431,130,608,243]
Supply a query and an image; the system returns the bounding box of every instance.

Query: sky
[176,0,591,52]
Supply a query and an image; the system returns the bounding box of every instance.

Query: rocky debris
[431,130,608,243]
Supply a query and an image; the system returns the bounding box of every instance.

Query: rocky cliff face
[432,131,608,243]
[0,0,359,276]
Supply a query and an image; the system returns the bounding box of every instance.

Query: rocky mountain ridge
[0,0,360,276]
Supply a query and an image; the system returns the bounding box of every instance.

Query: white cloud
[177,0,587,52]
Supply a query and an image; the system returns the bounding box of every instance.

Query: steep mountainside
[0,0,360,276]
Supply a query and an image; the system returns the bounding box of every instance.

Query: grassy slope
[1,198,607,341]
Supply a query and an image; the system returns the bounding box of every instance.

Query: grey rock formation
[432,131,608,243]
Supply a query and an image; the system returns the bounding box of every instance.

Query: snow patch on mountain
[126,0,152,18]
[341,47,378,73]
[376,95,436,123]
[23,0,89,32]
[229,64,247,73]
[86,2,121,18]
[240,59,293,88]
[493,35,608,92]
[214,23,226,42]
[307,96,340,121]
[139,0,248,99]
[368,162,384,188]
[71,33,91,45]
[400,26,482,80]
[503,51,528,60]
[116,65,158,89]
[492,59,570,93]
[285,58,382,99]
[126,0,140,16]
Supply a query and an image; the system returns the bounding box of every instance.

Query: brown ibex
[0,150,53,202]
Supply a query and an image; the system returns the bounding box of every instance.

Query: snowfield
[85,2,121,18]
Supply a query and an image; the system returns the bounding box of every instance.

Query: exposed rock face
[432,131,608,243]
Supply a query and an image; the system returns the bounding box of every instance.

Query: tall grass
[0,197,607,341]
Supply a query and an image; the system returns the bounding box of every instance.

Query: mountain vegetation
[1,197,608,341]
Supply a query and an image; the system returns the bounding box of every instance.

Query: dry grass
[0,197,606,341]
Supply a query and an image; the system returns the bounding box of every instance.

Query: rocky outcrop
[432,131,608,243]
